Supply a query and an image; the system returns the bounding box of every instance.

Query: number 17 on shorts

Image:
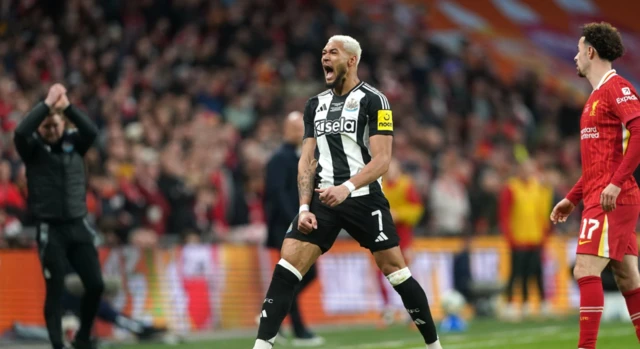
[576,205,640,261]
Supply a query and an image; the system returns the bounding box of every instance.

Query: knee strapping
[386,267,412,286]
[278,258,303,281]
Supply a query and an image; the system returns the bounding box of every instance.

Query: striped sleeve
[363,84,393,136]
[302,98,316,139]
[609,79,640,125]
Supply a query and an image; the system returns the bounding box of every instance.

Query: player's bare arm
[297,137,318,233]
[551,176,581,223]
[316,135,392,207]
[297,137,317,205]
[550,199,576,224]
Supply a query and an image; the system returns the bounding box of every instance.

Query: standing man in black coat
[263,111,324,346]
[14,84,103,349]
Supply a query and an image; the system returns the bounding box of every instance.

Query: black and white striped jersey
[302,81,393,197]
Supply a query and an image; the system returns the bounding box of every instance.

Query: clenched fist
[44,84,67,109]
[53,93,70,111]
[297,211,317,234]
[315,185,350,207]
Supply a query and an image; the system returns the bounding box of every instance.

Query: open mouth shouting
[323,65,335,81]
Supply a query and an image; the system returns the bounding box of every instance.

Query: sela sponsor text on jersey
[303,82,393,197]
[315,117,356,137]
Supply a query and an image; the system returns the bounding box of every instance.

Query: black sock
[394,277,439,344]
[290,264,317,337]
[257,264,301,344]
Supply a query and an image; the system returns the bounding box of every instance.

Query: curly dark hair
[582,22,625,62]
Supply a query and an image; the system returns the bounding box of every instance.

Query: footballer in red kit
[550,22,640,349]
[574,71,640,260]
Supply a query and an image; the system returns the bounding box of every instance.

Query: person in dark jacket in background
[14,84,103,349]
[263,111,324,347]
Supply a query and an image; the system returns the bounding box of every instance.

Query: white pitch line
[333,325,567,349]
[408,327,633,349]
[334,340,409,349]
[334,324,633,349]
[443,324,565,342]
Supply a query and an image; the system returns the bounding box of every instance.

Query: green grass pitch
[119,318,638,349]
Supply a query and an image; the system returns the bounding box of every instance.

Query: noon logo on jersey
[377,110,393,131]
[315,118,356,136]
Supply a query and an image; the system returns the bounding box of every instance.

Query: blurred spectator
[158,141,197,237]
[453,234,504,317]
[0,160,26,221]
[384,159,423,261]
[0,0,587,247]
[264,112,303,250]
[121,149,170,238]
[499,159,553,320]
[0,159,26,248]
[469,168,501,235]
[429,150,470,235]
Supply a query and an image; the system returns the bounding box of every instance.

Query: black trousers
[506,247,544,303]
[36,218,104,349]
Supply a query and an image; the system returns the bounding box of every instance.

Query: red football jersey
[580,70,640,206]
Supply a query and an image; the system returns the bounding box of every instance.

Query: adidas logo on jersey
[317,104,327,113]
[414,318,426,325]
[315,117,356,137]
[375,232,389,242]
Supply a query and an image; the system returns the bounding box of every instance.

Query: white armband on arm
[342,180,356,193]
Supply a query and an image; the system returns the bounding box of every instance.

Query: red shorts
[577,204,640,261]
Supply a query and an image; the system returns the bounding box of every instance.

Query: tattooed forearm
[298,158,316,205]
[298,138,317,205]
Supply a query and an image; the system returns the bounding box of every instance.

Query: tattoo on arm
[298,139,317,204]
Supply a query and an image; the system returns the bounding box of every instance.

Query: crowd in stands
[0,0,589,249]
